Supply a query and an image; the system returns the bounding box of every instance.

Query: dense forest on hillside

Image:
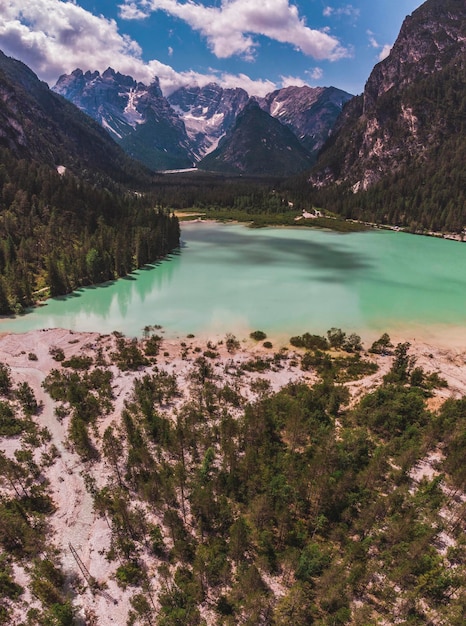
[149,172,290,212]
[309,63,466,232]
[148,156,466,234]
[1,330,465,624]
[0,150,179,315]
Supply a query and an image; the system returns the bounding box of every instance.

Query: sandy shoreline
[2,324,466,389]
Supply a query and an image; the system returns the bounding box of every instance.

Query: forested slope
[0,150,179,314]
[0,51,153,187]
[310,62,466,231]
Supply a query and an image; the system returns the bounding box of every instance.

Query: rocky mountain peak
[258,84,353,161]
[198,96,313,176]
[363,0,466,112]
[53,67,194,171]
[167,82,249,159]
[312,0,466,191]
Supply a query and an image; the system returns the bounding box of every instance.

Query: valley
[0,0,465,624]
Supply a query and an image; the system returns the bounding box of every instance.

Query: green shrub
[290,333,329,350]
[226,333,240,353]
[62,355,93,370]
[115,561,143,588]
[0,364,12,396]
[203,350,219,359]
[144,334,162,357]
[0,401,24,436]
[369,332,393,354]
[49,347,65,362]
[0,564,23,601]
[15,382,39,416]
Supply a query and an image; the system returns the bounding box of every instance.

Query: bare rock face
[257,85,352,161]
[312,0,466,190]
[167,83,249,159]
[363,0,465,109]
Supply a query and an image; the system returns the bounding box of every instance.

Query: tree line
[0,150,180,314]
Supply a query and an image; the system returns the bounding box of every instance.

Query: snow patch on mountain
[102,117,123,140]
[122,89,145,127]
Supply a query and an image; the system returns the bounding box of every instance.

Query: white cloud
[367,30,379,49]
[0,0,277,96]
[378,44,392,61]
[168,46,173,56]
[307,67,323,81]
[366,30,392,62]
[0,0,144,83]
[216,72,276,97]
[121,0,350,61]
[323,5,359,19]
[118,1,151,20]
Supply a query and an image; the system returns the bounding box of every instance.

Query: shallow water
[2,223,466,339]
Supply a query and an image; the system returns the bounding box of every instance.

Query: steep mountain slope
[311,0,466,192]
[167,83,250,159]
[54,68,195,171]
[258,85,352,161]
[0,51,149,185]
[198,100,314,176]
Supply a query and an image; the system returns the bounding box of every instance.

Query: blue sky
[0,0,423,96]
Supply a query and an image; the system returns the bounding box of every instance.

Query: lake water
[2,222,466,340]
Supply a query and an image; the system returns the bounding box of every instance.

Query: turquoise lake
[2,222,466,339]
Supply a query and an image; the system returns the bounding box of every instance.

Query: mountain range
[53,70,352,175]
[0,0,463,228]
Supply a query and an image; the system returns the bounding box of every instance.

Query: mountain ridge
[53,69,352,175]
[198,99,314,176]
[257,85,352,161]
[54,67,195,172]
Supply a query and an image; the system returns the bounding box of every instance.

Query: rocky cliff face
[258,85,352,161]
[54,68,195,171]
[167,83,249,159]
[312,0,466,190]
[198,100,314,176]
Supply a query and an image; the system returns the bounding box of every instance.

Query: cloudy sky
[0,0,423,96]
